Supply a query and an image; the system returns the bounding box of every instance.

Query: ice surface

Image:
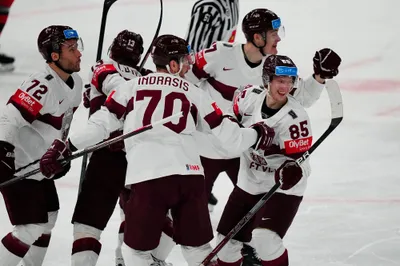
[0,0,399,265]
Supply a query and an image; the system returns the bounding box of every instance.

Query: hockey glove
[108,131,125,152]
[83,84,91,108]
[275,160,303,190]
[40,139,71,178]
[0,141,15,182]
[313,48,342,79]
[250,122,275,152]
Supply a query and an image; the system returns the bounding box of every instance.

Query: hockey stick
[0,112,183,189]
[79,0,118,190]
[138,0,163,72]
[200,80,343,266]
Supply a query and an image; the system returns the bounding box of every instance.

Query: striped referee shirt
[185,0,239,52]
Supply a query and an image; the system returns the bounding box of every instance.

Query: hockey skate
[151,254,172,266]
[0,52,15,72]
[115,256,125,266]
[241,243,261,266]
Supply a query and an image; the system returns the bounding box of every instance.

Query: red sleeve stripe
[125,97,135,119]
[105,97,126,120]
[191,64,210,80]
[91,68,118,94]
[37,113,63,130]
[190,103,198,125]
[203,110,223,129]
[89,95,107,115]
[207,78,237,101]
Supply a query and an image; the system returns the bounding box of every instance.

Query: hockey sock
[115,220,126,266]
[21,233,51,266]
[261,249,288,266]
[0,232,29,266]
[72,237,102,266]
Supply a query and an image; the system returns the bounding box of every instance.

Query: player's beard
[58,58,81,74]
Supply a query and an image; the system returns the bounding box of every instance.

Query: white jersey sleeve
[189,86,257,156]
[185,42,224,84]
[0,71,62,144]
[291,75,325,108]
[69,83,129,150]
[234,85,313,196]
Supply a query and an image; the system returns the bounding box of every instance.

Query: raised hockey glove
[313,48,342,79]
[250,122,275,152]
[40,139,71,178]
[83,84,91,109]
[0,141,15,182]
[275,160,303,190]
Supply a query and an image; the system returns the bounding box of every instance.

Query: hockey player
[0,25,83,266]
[39,34,276,266]
[0,0,15,71]
[74,29,174,266]
[217,55,312,266]
[185,7,339,209]
[185,7,341,264]
[185,0,239,52]
[185,0,240,207]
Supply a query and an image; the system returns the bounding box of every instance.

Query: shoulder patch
[252,88,263,94]
[288,110,298,119]
[222,43,233,48]
[45,74,53,81]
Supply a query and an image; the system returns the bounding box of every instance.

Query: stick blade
[325,80,343,120]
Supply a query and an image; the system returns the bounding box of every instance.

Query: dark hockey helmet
[37,25,83,62]
[262,55,298,85]
[242,8,282,41]
[109,30,144,68]
[151,34,195,67]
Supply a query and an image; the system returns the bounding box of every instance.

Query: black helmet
[109,30,144,68]
[263,55,298,84]
[38,25,82,62]
[242,9,281,42]
[151,34,192,66]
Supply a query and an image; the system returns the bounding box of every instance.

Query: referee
[185,0,239,52]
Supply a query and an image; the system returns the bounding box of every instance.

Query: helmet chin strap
[266,83,271,97]
[166,61,183,76]
[251,32,267,57]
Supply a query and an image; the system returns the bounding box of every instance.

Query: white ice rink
[0,0,399,265]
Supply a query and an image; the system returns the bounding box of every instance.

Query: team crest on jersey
[284,136,312,154]
[250,151,268,165]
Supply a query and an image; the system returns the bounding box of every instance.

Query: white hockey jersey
[233,85,312,196]
[88,58,143,115]
[185,41,324,159]
[68,72,257,186]
[0,64,82,180]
